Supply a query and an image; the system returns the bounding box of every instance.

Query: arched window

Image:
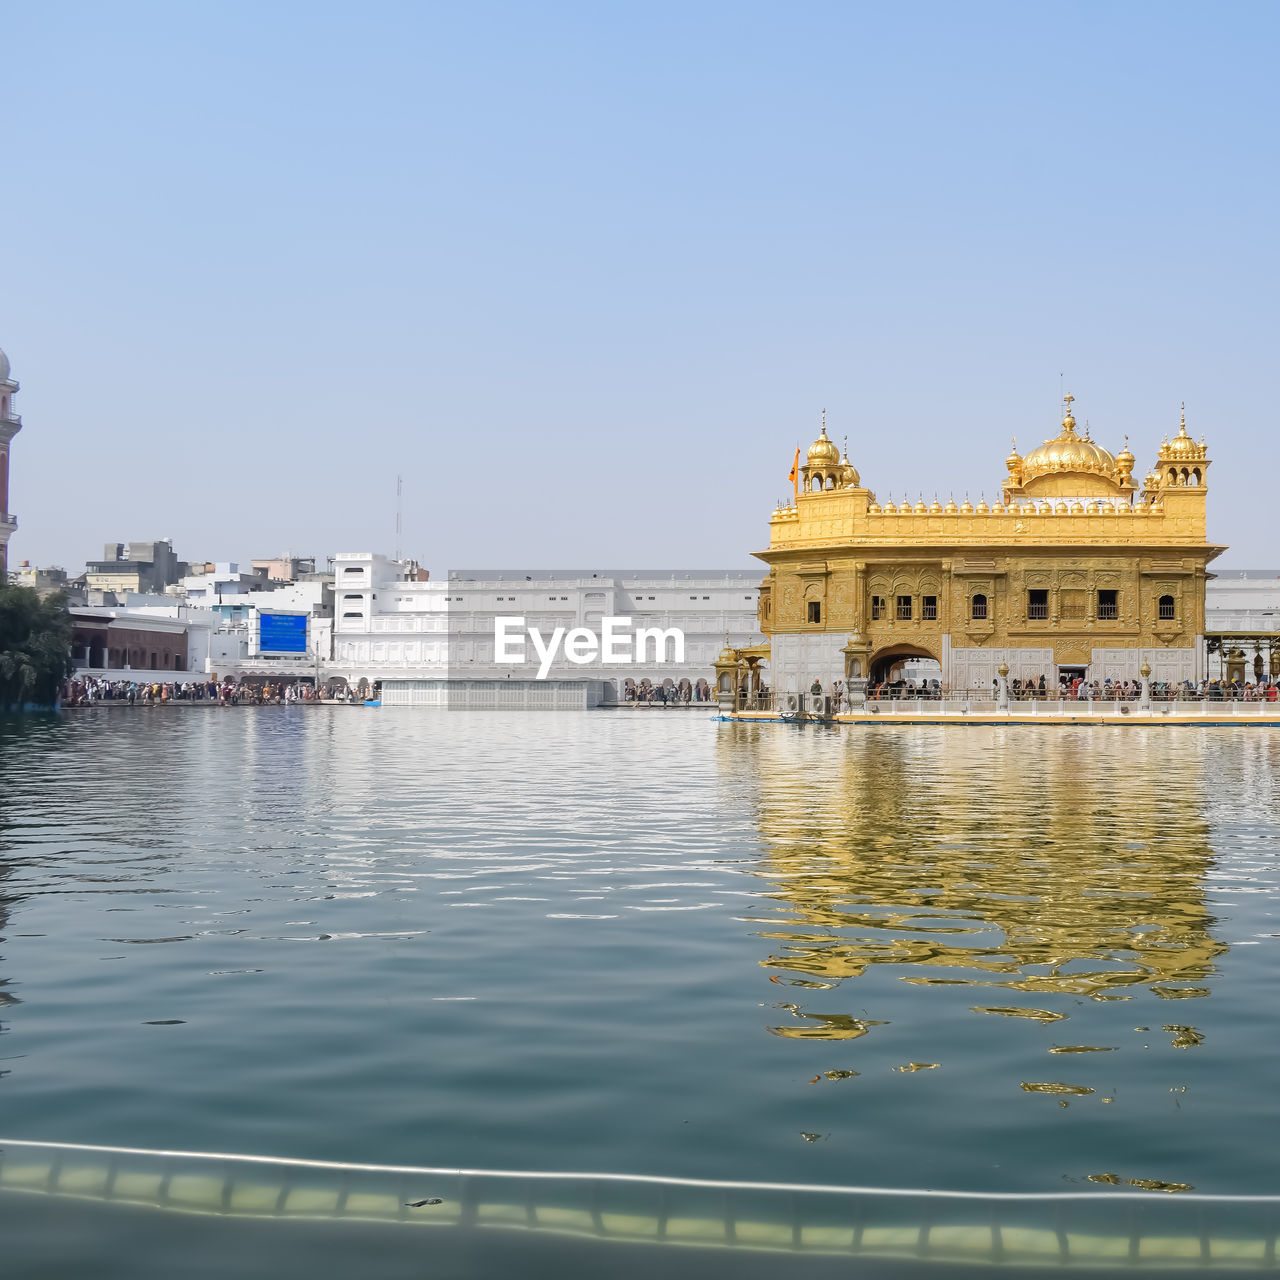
[1158,594,1175,620]
[971,593,988,620]
[1180,467,1190,485]
[1168,467,1178,484]
[1191,468,1202,485]
[811,475,823,492]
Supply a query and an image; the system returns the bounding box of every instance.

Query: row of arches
[1166,466,1202,486]
[623,676,714,704]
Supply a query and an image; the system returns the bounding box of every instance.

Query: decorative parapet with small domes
[761,394,1214,555]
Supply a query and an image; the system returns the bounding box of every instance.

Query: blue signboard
[259,612,308,654]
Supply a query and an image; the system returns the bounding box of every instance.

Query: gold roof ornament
[806,408,841,467]
[1160,404,1208,461]
[839,434,861,487]
[1019,392,1119,483]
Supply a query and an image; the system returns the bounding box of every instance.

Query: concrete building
[0,347,21,577]
[329,554,763,706]
[1204,571,1280,629]
[252,554,318,583]
[181,562,266,602]
[1203,570,1280,683]
[331,553,448,682]
[8,562,71,599]
[85,540,185,602]
[70,608,193,677]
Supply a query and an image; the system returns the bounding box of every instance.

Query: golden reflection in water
[721,726,1227,1021]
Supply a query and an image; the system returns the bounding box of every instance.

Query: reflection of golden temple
[725,729,1225,1027]
[750,399,1224,696]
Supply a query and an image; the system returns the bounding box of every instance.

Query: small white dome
[0,349,9,382]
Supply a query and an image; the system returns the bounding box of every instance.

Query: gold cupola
[1005,438,1024,485]
[807,423,840,468]
[1005,393,1127,503]
[1156,405,1210,491]
[1020,395,1119,482]
[1160,406,1208,463]
[799,410,855,494]
[839,437,861,488]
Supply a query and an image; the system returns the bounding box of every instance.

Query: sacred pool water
[1,710,1278,1278]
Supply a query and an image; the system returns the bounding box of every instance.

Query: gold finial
[842,433,848,459]
[1180,402,1187,434]
[1063,392,1075,407]
[821,407,827,436]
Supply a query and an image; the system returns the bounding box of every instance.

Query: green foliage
[0,586,73,710]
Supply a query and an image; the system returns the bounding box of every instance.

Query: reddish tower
[0,348,19,578]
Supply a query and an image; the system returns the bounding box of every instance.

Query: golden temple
[746,396,1223,696]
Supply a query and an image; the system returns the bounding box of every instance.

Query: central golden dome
[1021,397,1118,483]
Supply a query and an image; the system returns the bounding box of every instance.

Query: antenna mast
[395,474,403,561]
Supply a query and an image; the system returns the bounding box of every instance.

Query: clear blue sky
[3,0,1277,573]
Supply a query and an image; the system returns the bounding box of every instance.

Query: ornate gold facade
[755,398,1224,692]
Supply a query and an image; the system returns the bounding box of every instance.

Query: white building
[178,562,265,606]
[329,556,763,707]
[332,552,448,675]
[1203,570,1280,681]
[1205,571,1280,631]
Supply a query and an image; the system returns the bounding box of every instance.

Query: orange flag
[788,446,801,500]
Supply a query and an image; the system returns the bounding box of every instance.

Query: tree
[0,587,73,710]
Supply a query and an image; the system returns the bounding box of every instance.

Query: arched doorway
[869,643,942,687]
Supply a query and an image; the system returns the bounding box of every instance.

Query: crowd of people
[62,678,374,706]
[868,678,943,700]
[60,670,1280,710]
[1007,674,1280,702]
[623,677,714,705]
[859,673,1280,702]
